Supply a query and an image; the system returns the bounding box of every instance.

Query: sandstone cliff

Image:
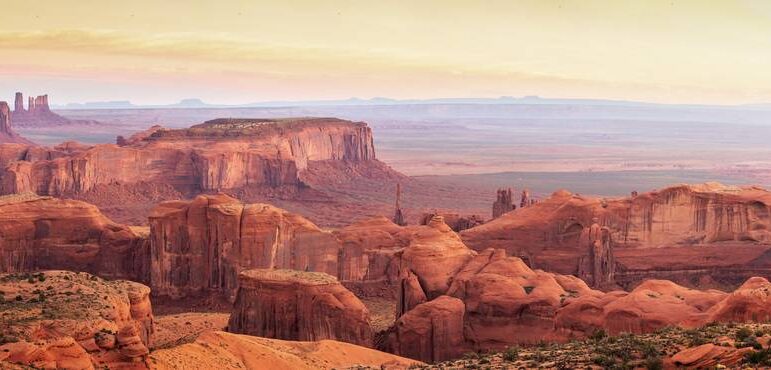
[227,269,372,346]
[0,271,154,368]
[0,117,378,196]
[0,193,149,280]
[0,101,33,145]
[462,183,771,289]
[148,194,340,299]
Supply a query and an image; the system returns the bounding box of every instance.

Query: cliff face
[0,193,149,281]
[0,101,33,145]
[0,117,378,196]
[226,269,372,346]
[461,183,771,289]
[148,194,340,299]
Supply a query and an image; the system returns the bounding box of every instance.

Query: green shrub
[502,346,519,362]
[644,356,663,370]
[590,328,608,341]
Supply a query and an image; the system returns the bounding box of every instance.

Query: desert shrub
[644,356,663,370]
[744,348,771,366]
[736,327,753,341]
[502,346,519,362]
[590,328,608,341]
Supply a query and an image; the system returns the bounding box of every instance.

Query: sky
[0,0,770,105]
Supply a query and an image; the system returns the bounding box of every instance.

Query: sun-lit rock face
[227,269,372,347]
[461,183,771,290]
[382,227,771,363]
[0,101,33,145]
[148,194,340,300]
[0,118,376,196]
[147,331,421,370]
[0,271,154,368]
[0,193,149,280]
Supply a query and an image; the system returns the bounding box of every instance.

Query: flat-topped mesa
[227,269,372,346]
[0,117,380,197]
[462,182,771,290]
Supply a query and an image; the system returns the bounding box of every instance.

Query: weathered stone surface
[148,330,421,370]
[0,271,154,368]
[419,212,483,232]
[384,295,465,363]
[0,101,32,144]
[462,183,771,290]
[491,188,514,219]
[0,117,378,197]
[227,269,372,346]
[148,194,340,299]
[0,193,149,281]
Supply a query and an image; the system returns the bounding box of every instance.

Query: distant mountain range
[51,96,771,110]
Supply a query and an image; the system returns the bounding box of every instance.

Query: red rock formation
[148,330,421,370]
[462,183,771,290]
[519,188,531,208]
[148,194,341,299]
[384,295,465,363]
[576,218,616,288]
[13,92,23,113]
[491,188,514,219]
[392,183,406,226]
[0,270,154,368]
[419,212,484,232]
[227,269,372,346]
[0,118,379,197]
[668,343,754,369]
[0,193,149,281]
[0,101,32,144]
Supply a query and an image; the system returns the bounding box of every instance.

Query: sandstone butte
[0,270,154,369]
[227,269,372,346]
[0,117,385,197]
[462,182,771,290]
[0,270,421,370]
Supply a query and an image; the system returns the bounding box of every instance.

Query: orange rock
[227,269,372,346]
[0,270,154,368]
[383,295,466,363]
[462,183,771,290]
[0,194,148,281]
[669,343,753,368]
[147,330,421,370]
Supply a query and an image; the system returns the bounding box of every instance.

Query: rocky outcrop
[0,117,379,197]
[8,92,83,127]
[147,331,421,370]
[491,188,514,219]
[576,219,616,288]
[227,269,372,346]
[384,295,465,363]
[0,193,149,281]
[462,183,771,290]
[148,194,340,299]
[0,101,32,145]
[383,221,771,362]
[0,270,154,368]
[419,212,483,232]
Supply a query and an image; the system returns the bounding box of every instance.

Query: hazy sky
[1,0,770,105]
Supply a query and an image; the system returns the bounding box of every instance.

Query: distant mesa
[7,92,100,127]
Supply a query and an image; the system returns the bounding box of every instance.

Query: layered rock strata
[463,183,771,290]
[226,269,372,346]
